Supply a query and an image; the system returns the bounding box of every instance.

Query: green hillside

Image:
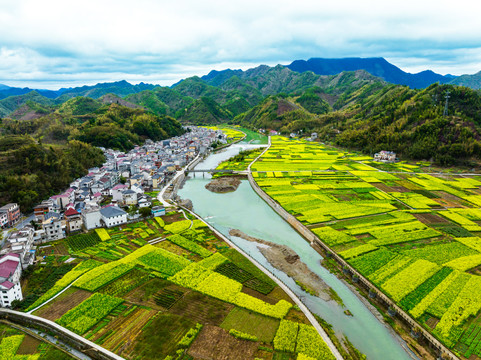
[57,97,103,116]
[0,91,56,117]
[178,97,233,125]
[335,83,481,165]
[0,136,105,211]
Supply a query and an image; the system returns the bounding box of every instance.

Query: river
[178,143,416,360]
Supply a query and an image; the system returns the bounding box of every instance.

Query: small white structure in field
[374,150,397,163]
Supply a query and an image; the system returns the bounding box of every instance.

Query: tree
[139,206,152,218]
[119,176,126,184]
[128,205,137,216]
[30,220,39,230]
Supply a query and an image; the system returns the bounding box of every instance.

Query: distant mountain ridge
[286,57,455,89]
[0,80,158,101]
[0,85,62,100]
[450,70,481,89]
[3,60,481,169]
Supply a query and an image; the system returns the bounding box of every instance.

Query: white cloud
[0,0,481,88]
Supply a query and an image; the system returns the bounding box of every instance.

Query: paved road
[158,153,201,207]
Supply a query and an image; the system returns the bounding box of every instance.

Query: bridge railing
[0,308,124,360]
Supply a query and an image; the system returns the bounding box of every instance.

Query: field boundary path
[177,203,344,360]
[176,135,343,360]
[0,308,125,360]
[27,277,80,314]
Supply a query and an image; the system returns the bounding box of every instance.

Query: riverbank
[229,229,332,301]
[175,205,343,360]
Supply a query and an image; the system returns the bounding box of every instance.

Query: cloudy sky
[1,0,481,89]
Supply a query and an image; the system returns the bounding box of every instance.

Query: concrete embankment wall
[247,172,459,360]
[166,154,204,200]
[0,309,124,360]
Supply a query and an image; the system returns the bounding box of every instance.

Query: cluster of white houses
[0,126,224,308]
[374,150,397,163]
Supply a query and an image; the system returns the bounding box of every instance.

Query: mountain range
[1,57,481,103]
[3,56,481,213]
[1,57,481,168]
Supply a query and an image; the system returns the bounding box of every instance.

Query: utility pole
[443,90,450,116]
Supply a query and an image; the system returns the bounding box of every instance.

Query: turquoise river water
[178,143,416,360]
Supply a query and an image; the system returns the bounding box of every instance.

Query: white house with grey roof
[100,206,127,228]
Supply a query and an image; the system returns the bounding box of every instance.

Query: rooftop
[0,256,20,279]
[64,208,80,217]
[0,280,14,290]
[100,206,127,218]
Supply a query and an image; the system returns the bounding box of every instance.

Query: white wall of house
[67,217,83,233]
[112,189,124,202]
[124,193,138,205]
[82,210,102,230]
[0,254,22,307]
[0,282,22,307]
[102,213,127,228]
[138,200,151,208]
[44,220,65,241]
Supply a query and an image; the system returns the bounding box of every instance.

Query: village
[0,126,228,307]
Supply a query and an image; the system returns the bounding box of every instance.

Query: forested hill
[0,136,105,212]
[335,84,481,165]
[1,99,184,151]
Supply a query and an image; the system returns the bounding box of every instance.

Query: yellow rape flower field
[251,136,481,357]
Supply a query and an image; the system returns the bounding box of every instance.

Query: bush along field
[252,136,481,359]
[21,211,335,360]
